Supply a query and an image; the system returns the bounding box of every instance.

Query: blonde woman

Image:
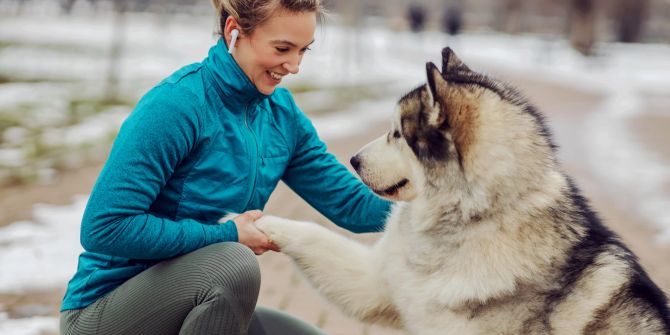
[59,0,392,334]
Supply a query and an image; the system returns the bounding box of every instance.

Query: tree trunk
[615,0,648,43]
[105,0,128,102]
[568,0,596,56]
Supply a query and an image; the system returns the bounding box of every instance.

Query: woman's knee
[192,242,261,293]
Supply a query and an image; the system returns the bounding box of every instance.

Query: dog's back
[541,183,670,334]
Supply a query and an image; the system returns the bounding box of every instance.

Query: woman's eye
[393,130,401,138]
[275,47,289,53]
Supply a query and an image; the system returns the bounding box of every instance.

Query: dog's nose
[350,156,361,171]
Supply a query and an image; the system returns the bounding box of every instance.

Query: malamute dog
[256,47,670,334]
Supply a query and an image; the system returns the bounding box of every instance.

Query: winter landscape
[1,1,669,334]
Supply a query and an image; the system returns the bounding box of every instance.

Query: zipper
[242,99,260,210]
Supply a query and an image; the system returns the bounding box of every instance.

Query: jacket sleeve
[80,84,237,260]
[281,98,393,233]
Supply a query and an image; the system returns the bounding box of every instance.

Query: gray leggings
[60,242,326,335]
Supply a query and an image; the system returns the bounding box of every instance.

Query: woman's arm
[282,100,393,233]
[80,84,236,260]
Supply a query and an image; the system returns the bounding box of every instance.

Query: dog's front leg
[256,216,402,328]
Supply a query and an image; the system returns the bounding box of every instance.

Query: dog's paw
[255,215,318,250]
[254,215,295,248]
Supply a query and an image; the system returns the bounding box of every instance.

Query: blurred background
[0,0,668,334]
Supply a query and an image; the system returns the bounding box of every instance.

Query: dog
[255,47,670,334]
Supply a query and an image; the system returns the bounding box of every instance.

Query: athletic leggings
[60,242,326,335]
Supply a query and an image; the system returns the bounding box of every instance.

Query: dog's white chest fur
[373,206,493,334]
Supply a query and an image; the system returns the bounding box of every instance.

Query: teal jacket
[61,38,392,311]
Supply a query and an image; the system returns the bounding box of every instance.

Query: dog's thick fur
[256,48,670,334]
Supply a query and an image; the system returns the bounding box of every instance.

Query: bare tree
[614,0,649,43]
[568,0,596,55]
[105,0,128,102]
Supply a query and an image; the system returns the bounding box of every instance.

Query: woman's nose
[282,62,299,75]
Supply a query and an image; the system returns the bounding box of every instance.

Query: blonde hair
[211,0,323,35]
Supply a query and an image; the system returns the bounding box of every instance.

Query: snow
[0,313,58,335]
[0,10,669,333]
[0,196,86,293]
[0,148,25,167]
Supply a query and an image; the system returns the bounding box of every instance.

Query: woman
[59,0,392,334]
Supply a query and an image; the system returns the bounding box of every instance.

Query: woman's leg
[248,306,327,335]
[60,242,261,335]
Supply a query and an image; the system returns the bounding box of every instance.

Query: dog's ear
[425,62,442,106]
[425,62,449,127]
[442,47,470,74]
[404,63,450,163]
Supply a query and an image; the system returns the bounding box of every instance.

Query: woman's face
[228,10,316,95]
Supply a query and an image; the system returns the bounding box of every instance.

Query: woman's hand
[233,210,280,255]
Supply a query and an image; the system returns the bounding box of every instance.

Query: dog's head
[351,47,557,204]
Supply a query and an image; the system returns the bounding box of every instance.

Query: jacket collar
[204,38,269,110]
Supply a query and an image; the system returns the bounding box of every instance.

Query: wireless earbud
[229,29,239,54]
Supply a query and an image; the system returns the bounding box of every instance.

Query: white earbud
[229,29,239,54]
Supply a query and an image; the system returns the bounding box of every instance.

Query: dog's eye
[393,130,401,139]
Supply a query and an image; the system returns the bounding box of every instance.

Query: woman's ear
[223,16,241,45]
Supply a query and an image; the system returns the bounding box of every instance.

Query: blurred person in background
[442,1,463,36]
[59,0,392,334]
[407,3,427,32]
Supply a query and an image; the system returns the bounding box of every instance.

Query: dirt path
[0,163,104,228]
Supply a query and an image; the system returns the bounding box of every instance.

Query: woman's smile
[267,70,285,83]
